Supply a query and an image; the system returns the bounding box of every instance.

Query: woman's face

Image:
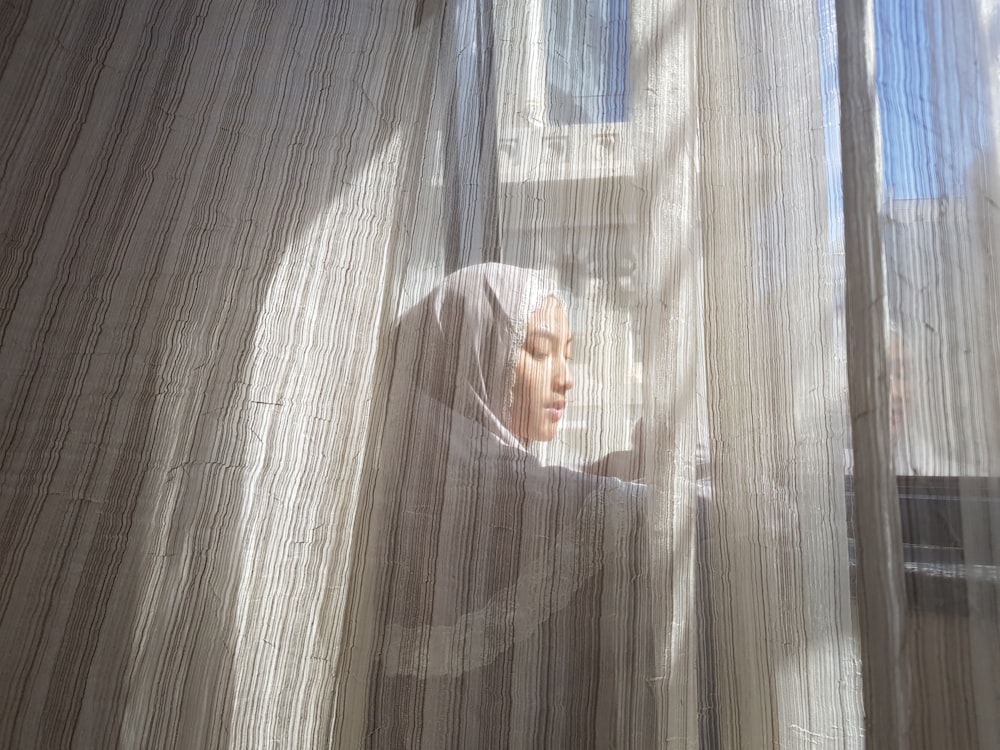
[509,296,574,443]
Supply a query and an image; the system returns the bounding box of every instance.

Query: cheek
[522,364,545,400]
[509,357,531,417]
[511,359,545,416]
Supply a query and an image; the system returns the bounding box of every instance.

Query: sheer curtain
[697,1,861,745]
[0,0,997,748]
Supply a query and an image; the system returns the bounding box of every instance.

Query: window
[545,0,629,123]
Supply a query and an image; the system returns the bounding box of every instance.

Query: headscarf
[395,262,560,446]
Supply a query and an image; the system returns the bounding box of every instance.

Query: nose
[554,355,573,392]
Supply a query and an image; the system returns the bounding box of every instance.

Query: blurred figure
[339,264,651,748]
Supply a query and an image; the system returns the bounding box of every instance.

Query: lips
[544,400,567,421]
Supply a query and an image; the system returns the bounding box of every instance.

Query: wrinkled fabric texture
[340,264,650,748]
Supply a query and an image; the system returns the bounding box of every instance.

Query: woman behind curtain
[335,263,652,748]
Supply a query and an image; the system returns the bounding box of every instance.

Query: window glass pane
[545,0,630,123]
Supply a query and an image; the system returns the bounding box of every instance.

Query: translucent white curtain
[697,2,862,746]
[226,7,445,748]
[840,0,1000,746]
[0,1,449,746]
[334,0,702,743]
[2,0,1000,747]
[492,0,704,743]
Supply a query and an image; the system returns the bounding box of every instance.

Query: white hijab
[396,263,560,447]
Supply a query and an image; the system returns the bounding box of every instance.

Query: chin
[533,427,558,443]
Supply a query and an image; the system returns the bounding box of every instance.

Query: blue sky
[820,0,992,219]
